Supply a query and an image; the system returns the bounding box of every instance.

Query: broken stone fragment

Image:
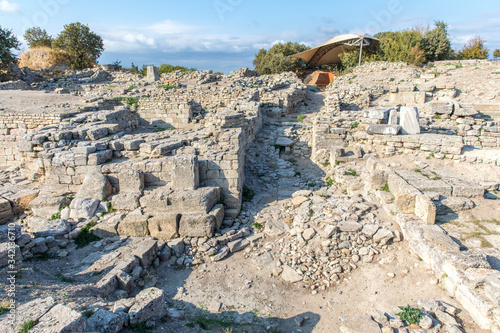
[76,169,113,200]
[128,287,165,325]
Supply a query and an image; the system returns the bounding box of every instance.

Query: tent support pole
[358,37,364,66]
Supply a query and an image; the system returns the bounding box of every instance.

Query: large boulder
[86,308,127,333]
[29,195,70,219]
[76,169,112,200]
[128,287,165,325]
[169,187,220,214]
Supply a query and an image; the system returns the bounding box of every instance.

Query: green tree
[52,22,104,70]
[420,21,452,62]
[24,27,53,48]
[0,26,20,72]
[253,42,310,74]
[457,36,489,59]
[493,49,500,58]
[374,29,426,65]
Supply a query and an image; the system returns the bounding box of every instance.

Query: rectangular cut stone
[170,187,220,213]
[366,124,401,136]
[178,213,216,237]
[400,106,421,135]
[148,214,179,240]
[171,155,199,190]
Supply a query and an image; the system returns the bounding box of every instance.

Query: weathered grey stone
[338,221,363,232]
[132,239,158,268]
[421,224,461,252]
[146,65,160,81]
[209,204,225,231]
[76,169,112,200]
[111,193,141,211]
[415,194,436,225]
[31,304,85,333]
[362,224,380,238]
[400,106,420,135]
[211,246,229,262]
[86,308,127,333]
[169,187,220,214]
[303,228,316,241]
[159,246,172,261]
[275,137,294,147]
[95,273,118,297]
[178,214,215,238]
[0,242,21,268]
[0,197,13,224]
[69,198,100,220]
[118,169,144,194]
[373,228,394,245]
[484,276,500,305]
[91,214,122,238]
[366,124,401,136]
[0,297,56,333]
[340,314,382,333]
[388,109,398,125]
[281,265,302,283]
[171,155,199,190]
[363,107,392,120]
[264,218,290,237]
[27,216,70,237]
[430,102,454,115]
[148,214,179,240]
[115,269,135,292]
[29,195,70,219]
[139,188,172,212]
[129,287,165,325]
[227,238,250,252]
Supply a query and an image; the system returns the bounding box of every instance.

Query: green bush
[52,22,104,70]
[396,305,423,325]
[0,26,20,73]
[74,221,100,248]
[374,30,426,66]
[24,27,53,48]
[421,21,452,62]
[253,42,310,74]
[494,49,500,59]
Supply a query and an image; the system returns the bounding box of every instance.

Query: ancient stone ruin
[0,60,500,332]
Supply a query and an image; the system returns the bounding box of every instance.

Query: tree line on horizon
[253,21,500,75]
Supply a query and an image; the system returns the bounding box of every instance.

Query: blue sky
[1,0,499,73]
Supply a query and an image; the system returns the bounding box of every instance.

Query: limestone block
[208,204,225,230]
[146,66,160,81]
[31,304,85,333]
[178,213,216,238]
[414,194,436,225]
[76,169,112,200]
[91,215,123,238]
[111,193,141,211]
[363,108,392,120]
[139,188,172,212]
[27,216,70,237]
[117,209,150,237]
[0,242,21,268]
[170,187,220,214]
[148,214,179,240]
[0,197,14,224]
[86,309,126,333]
[129,287,165,325]
[366,124,400,135]
[29,195,70,219]
[430,102,454,115]
[0,297,56,333]
[171,155,199,190]
[400,106,421,135]
[264,218,290,237]
[69,198,100,220]
[118,169,144,194]
[131,239,158,268]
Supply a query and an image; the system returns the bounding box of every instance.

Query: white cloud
[0,0,19,12]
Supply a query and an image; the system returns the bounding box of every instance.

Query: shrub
[0,26,20,73]
[396,305,423,325]
[24,27,53,48]
[52,22,104,70]
[420,21,452,62]
[74,221,100,248]
[19,320,35,333]
[494,49,500,59]
[375,30,426,66]
[242,186,255,202]
[457,36,489,60]
[253,42,310,74]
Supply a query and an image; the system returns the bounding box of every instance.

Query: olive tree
[24,27,53,48]
[53,22,104,70]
